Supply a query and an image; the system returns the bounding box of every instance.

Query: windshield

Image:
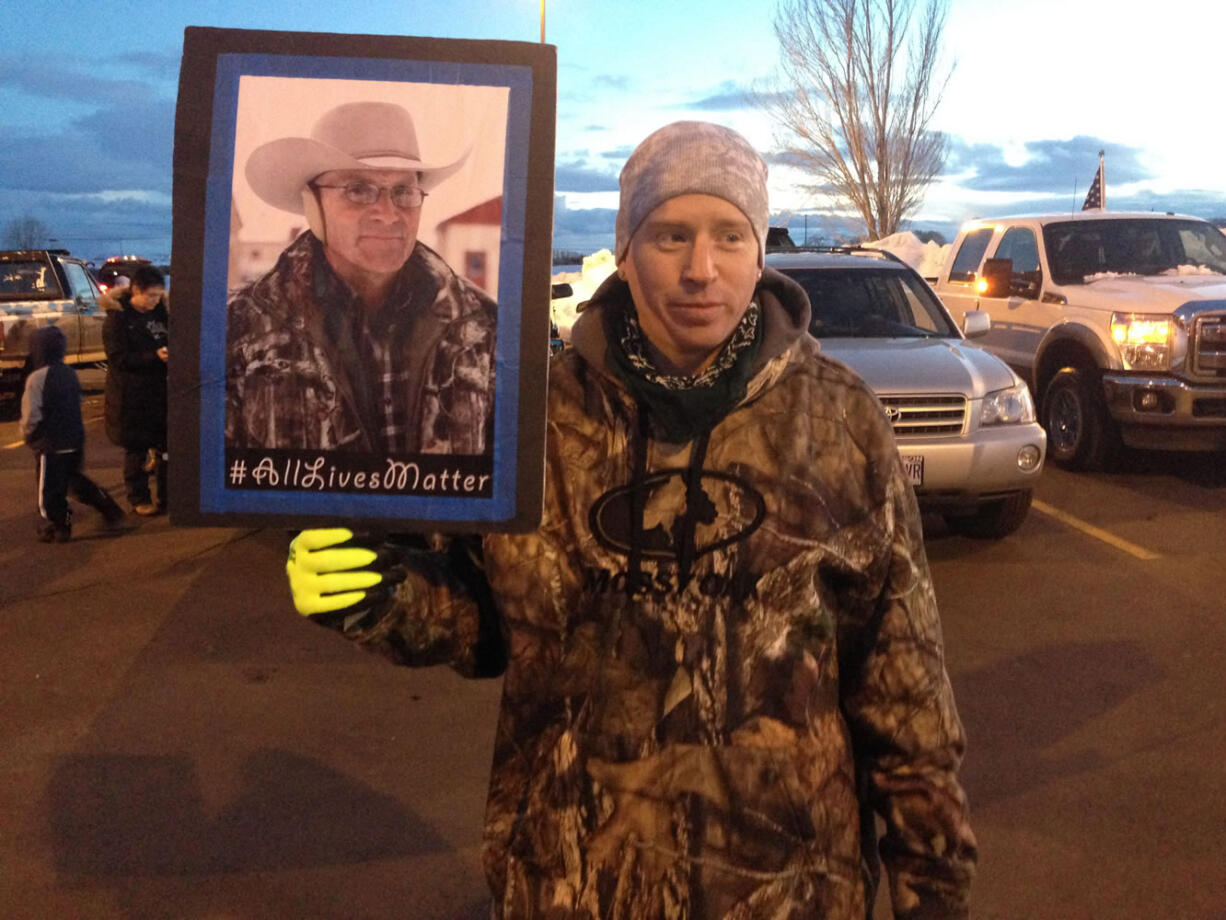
[1044,218,1226,284]
[782,266,958,339]
[0,257,63,301]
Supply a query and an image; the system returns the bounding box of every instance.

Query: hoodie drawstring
[627,404,651,592]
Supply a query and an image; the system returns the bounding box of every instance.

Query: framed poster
[170,26,555,532]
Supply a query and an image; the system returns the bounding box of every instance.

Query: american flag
[1082,152,1105,211]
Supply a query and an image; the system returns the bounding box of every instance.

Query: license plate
[901,454,924,487]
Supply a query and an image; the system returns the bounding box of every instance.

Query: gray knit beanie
[615,121,769,265]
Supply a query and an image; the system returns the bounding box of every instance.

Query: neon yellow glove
[286,527,385,617]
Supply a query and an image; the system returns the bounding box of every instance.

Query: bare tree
[3,214,54,249]
[761,0,952,240]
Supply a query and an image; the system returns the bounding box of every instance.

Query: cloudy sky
[3,0,1225,262]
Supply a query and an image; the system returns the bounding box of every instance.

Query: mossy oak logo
[585,469,765,599]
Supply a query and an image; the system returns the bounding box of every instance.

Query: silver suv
[769,247,1047,538]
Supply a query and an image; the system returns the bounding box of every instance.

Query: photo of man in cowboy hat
[225,98,498,456]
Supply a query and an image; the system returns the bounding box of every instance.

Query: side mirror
[551,282,574,300]
[962,310,991,338]
[975,258,1013,298]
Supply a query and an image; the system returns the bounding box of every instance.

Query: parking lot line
[1032,499,1161,560]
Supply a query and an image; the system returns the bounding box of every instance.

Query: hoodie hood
[99,288,125,313]
[571,265,813,380]
[99,287,170,314]
[27,324,67,370]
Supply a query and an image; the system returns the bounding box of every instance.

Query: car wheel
[948,489,1033,539]
[1041,366,1119,471]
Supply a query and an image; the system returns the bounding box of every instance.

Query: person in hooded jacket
[21,324,125,541]
[284,122,976,919]
[102,264,168,514]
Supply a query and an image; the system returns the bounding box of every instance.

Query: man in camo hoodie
[287,121,977,918]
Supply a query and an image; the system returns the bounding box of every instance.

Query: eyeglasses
[312,181,428,209]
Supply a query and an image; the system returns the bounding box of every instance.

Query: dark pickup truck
[1,249,107,397]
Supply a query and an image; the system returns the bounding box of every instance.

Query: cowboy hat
[244,101,470,214]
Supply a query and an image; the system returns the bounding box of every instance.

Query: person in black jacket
[21,325,125,542]
[102,265,168,515]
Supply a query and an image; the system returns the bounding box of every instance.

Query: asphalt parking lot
[1,374,1223,919]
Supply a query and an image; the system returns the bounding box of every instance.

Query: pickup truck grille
[1191,312,1226,378]
[878,394,968,437]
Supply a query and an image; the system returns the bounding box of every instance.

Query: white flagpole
[1099,150,1105,210]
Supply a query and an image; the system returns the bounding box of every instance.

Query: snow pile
[551,248,617,340]
[1163,264,1221,276]
[1086,264,1223,283]
[862,231,950,279]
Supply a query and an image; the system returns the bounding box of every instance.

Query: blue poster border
[199,52,533,523]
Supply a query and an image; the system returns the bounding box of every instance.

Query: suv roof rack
[767,244,906,266]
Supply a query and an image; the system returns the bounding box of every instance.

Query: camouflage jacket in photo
[331,269,977,918]
[226,232,497,454]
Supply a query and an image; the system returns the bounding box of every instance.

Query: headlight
[981,382,1035,425]
[1110,312,1182,371]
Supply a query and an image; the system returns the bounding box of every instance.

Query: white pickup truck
[934,213,1226,469]
[1,249,107,399]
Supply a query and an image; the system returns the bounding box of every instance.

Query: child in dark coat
[20,325,125,542]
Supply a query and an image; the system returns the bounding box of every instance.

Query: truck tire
[0,368,27,420]
[1041,366,1120,471]
[949,489,1032,539]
